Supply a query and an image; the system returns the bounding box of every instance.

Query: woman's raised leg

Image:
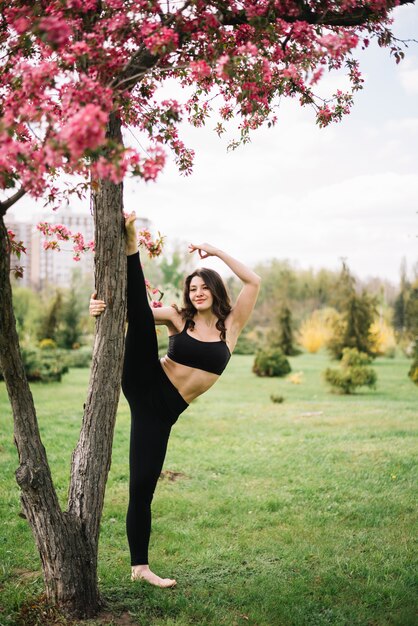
[121,213,159,397]
[122,213,176,588]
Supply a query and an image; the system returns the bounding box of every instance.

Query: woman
[90,212,261,588]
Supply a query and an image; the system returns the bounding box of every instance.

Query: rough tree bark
[0,112,127,618]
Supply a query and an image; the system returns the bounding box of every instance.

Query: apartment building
[6,211,150,290]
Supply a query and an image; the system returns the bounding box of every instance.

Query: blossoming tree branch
[0,0,414,619]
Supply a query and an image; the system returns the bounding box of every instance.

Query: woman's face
[189,276,214,312]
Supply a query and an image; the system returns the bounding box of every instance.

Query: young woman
[90,212,261,588]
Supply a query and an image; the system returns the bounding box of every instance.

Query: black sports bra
[167,320,231,375]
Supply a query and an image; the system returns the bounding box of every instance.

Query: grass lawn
[0,353,417,626]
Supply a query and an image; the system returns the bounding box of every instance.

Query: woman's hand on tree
[188,242,218,259]
[89,292,106,317]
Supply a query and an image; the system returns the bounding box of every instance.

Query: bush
[21,346,69,382]
[64,346,92,369]
[324,348,377,394]
[39,338,57,350]
[298,308,338,354]
[253,348,291,377]
[234,331,259,355]
[341,347,372,367]
[324,366,377,394]
[0,346,69,383]
[369,320,396,357]
[408,341,418,386]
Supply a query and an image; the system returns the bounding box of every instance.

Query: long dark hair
[175,268,232,342]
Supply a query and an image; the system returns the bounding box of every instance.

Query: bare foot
[125,211,138,255]
[131,564,176,588]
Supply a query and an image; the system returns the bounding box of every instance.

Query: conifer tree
[328,261,377,359]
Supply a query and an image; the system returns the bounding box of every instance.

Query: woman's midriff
[160,355,219,404]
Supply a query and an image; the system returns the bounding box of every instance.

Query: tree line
[10,252,417,361]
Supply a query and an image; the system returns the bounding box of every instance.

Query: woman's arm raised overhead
[188,243,261,334]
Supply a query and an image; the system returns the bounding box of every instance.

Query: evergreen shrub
[253,348,291,377]
[324,348,377,394]
[268,306,301,356]
[21,346,69,382]
[408,341,418,385]
[327,261,377,359]
[0,347,69,383]
[341,347,372,367]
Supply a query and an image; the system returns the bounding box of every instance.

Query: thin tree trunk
[0,111,127,618]
[0,217,100,617]
[68,111,127,540]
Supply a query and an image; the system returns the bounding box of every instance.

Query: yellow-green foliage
[287,371,303,384]
[298,308,339,353]
[408,341,418,385]
[409,364,418,385]
[369,320,396,356]
[38,338,57,350]
[324,348,377,394]
[253,347,291,377]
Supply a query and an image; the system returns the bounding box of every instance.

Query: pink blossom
[145,27,179,55]
[38,16,72,48]
[37,221,94,261]
[141,149,166,182]
[12,16,30,34]
[216,55,230,80]
[189,60,212,81]
[317,105,334,127]
[0,0,404,203]
[282,65,299,80]
[60,105,108,160]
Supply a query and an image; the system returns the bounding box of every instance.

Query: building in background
[30,210,95,290]
[5,211,150,290]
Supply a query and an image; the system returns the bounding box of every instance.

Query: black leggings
[121,252,189,565]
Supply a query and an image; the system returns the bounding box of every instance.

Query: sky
[8,4,418,284]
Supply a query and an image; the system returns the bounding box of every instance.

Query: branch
[110,46,159,91]
[0,187,26,217]
[217,0,415,28]
[111,0,193,92]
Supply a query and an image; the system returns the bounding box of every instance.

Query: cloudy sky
[10,4,418,284]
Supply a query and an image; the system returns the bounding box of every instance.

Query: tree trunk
[68,112,127,541]
[0,111,127,618]
[0,215,101,617]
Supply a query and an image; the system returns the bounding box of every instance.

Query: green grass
[0,353,417,626]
